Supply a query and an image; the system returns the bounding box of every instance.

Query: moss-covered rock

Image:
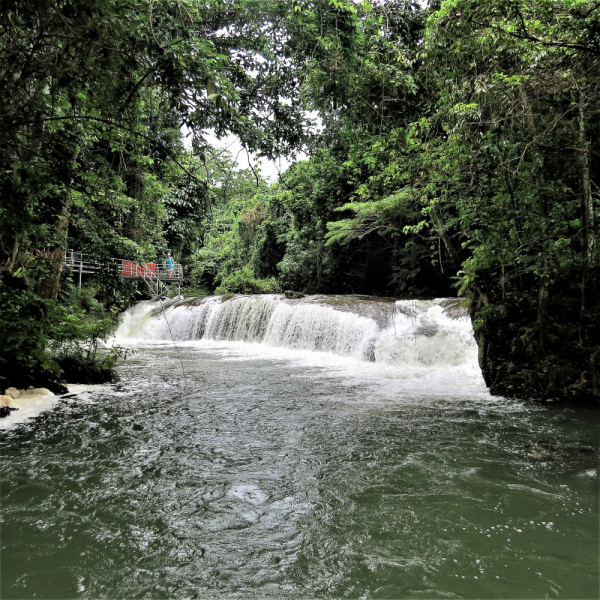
[469,269,600,404]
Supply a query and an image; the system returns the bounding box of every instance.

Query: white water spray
[115,295,479,370]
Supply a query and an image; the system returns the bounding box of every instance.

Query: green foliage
[1,0,368,378]
[190,138,451,297]
[257,153,351,293]
[0,274,125,387]
[0,286,63,381]
[50,284,126,366]
[421,0,600,294]
[215,267,280,295]
[295,0,599,307]
[186,167,268,291]
[1,0,357,286]
[0,0,597,397]
[326,190,418,246]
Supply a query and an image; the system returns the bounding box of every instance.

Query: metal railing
[116,259,183,281]
[63,250,104,274]
[63,250,183,286]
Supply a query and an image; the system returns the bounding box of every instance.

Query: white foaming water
[0,384,113,430]
[114,295,481,372]
[0,393,61,430]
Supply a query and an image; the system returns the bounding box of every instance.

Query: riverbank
[469,273,600,405]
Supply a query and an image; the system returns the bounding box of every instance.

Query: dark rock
[440,298,469,319]
[527,439,599,464]
[46,381,69,395]
[284,290,305,299]
[0,406,18,419]
[468,268,600,405]
[57,356,118,385]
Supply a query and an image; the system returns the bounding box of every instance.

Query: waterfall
[114,295,478,368]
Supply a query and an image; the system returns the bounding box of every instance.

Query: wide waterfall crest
[114,295,478,368]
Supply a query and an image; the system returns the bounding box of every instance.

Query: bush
[0,277,127,389]
[214,267,280,295]
[181,286,212,297]
[0,286,63,387]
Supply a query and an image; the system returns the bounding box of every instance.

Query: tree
[420,0,600,401]
[0,0,367,385]
[0,0,347,295]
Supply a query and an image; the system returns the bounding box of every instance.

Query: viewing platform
[64,250,183,280]
[63,250,182,297]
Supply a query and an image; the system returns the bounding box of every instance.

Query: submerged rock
[0,394,20,418]
[527,439,598,464]
[0,406,14,418]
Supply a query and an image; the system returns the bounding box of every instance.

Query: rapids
[114,295,479,370]
[1,294,598,598]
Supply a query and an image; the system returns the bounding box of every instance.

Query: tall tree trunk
[579,97,594,268]
[10,236,19,269]
[36,194,71,300]
[431,207,460,270]
[522,89,550,352]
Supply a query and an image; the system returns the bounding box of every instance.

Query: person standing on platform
[166,252,174,278]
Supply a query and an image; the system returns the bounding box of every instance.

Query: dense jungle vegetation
[0,0,598,402]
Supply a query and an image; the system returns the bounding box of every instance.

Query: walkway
[63,250,183,295]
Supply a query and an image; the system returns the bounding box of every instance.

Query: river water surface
[1,296,598,598]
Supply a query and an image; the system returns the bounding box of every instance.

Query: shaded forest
[1,0,598,402]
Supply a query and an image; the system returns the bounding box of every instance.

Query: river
[1,295,598,598]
